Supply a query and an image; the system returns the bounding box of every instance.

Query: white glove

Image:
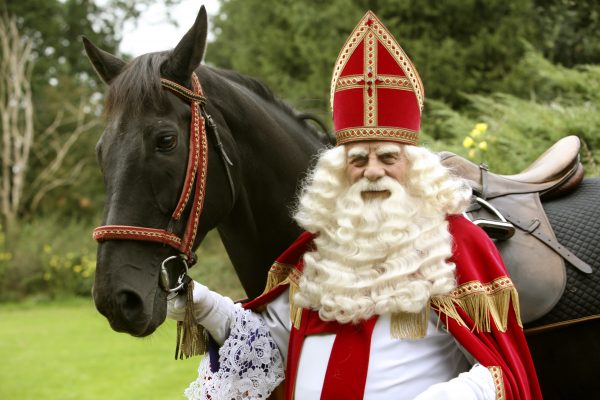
[166,280,236,345]
[413,364,496,400]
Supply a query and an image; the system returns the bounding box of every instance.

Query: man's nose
[363,162,385,181]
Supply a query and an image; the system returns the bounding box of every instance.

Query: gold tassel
[262,262,294,295]
[431,296,465,328]
[288,281,303,329]
[488,290,511,332]
[175,280,208,359]
[511,288,523,328]
[263,270,282,295]
[390,305,429,340]
[431,286,522,333]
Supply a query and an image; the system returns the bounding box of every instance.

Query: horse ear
[82,36,126,84]
[161,5,208,84]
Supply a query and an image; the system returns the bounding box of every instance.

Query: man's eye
[351,158,367,166]
[381,154,398,163]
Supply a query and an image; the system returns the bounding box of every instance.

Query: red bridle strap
[93,72,209,260]
[92,226,182,249]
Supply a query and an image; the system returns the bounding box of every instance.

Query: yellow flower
[478,141,488,151]
[73,265,83,273]
[468,149,477,159]
[463,136,475,149]
[43,244,52,254]
[470,128,482,138]
[475,123,488,133]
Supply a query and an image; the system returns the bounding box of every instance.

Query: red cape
[245,215,542,399]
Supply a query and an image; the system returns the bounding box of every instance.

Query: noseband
[92,72,235,293]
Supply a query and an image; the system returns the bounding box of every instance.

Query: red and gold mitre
[331,11,424,146]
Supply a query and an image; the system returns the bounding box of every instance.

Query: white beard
[294,175,457,324]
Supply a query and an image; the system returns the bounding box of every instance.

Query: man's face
[345,141,408,200]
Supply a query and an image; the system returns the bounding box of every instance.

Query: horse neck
[202,68,324,298]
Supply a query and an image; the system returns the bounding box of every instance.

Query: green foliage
[209,0,598,113]
[0,216,97,301]
[422,49,600,175]
[0,299,200,399]
[0,215,243,302]
[532,0,600,67]
[189,230,246,300]
[0,0,177,223]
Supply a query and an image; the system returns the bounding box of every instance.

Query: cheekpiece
[331,11,424,146]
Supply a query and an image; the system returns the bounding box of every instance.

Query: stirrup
[464,197,516,241]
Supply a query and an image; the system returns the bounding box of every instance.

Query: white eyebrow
[376,144,402,155]
[347,146,369,158]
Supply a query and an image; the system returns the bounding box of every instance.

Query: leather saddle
[440,135,592,324]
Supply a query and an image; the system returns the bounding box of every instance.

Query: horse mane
[212,68,297,115]
[103,52,331,143]
[209,67,330,142]
[104,52,169,117]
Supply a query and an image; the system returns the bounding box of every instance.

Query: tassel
[430,283,522,333]
[175,277,208,359]
[288,281,304,329]
[391,305,429,339]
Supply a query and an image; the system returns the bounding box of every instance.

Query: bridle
[92,72,235,295]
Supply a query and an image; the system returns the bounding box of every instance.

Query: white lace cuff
[184,304,285,400]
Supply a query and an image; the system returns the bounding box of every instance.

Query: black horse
[85,5,599,398]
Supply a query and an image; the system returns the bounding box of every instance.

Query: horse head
[83,7,239,336]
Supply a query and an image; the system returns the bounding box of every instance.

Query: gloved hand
[166,280,210,321]
[166,279,236,345]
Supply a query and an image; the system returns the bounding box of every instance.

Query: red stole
[285,309,378,400]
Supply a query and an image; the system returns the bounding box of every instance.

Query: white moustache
[352,176,402,193]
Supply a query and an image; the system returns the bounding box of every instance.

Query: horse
[84,5,599,398]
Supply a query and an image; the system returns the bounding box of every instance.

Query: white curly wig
[293,143,472,324]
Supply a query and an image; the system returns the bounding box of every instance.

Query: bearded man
[168,11,542,400]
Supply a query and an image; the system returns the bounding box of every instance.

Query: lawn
[0,298,202,399]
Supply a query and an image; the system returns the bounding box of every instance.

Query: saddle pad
[526,178,600,328]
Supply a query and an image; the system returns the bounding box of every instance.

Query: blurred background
[1,0,599,398]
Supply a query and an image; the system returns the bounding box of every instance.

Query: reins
[92,72,235,294]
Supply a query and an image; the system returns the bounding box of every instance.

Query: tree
[208,0,599,114]
[0,13,103,232]
[0,0,179,223]
[208,0,539,113]
[0,13,34,232]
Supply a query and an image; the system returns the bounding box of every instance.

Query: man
[169,11,542,400]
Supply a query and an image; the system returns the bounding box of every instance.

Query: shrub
[0,216,97,301]
[422,49,600,175]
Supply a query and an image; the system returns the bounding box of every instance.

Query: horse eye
[156,134,177,151]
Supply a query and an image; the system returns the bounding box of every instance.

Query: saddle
[440,135,592,324]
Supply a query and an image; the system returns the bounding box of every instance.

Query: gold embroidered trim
[364,30,377,127]
[335,75,413,92]
[336,127,419,145]
[376,75,413,90]
[488,366,505,400]
[431,277,522,333]
[330,11,424,112]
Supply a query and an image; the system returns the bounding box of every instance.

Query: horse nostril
[117,290,144,322]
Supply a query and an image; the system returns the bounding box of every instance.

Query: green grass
[0,298,202,399]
